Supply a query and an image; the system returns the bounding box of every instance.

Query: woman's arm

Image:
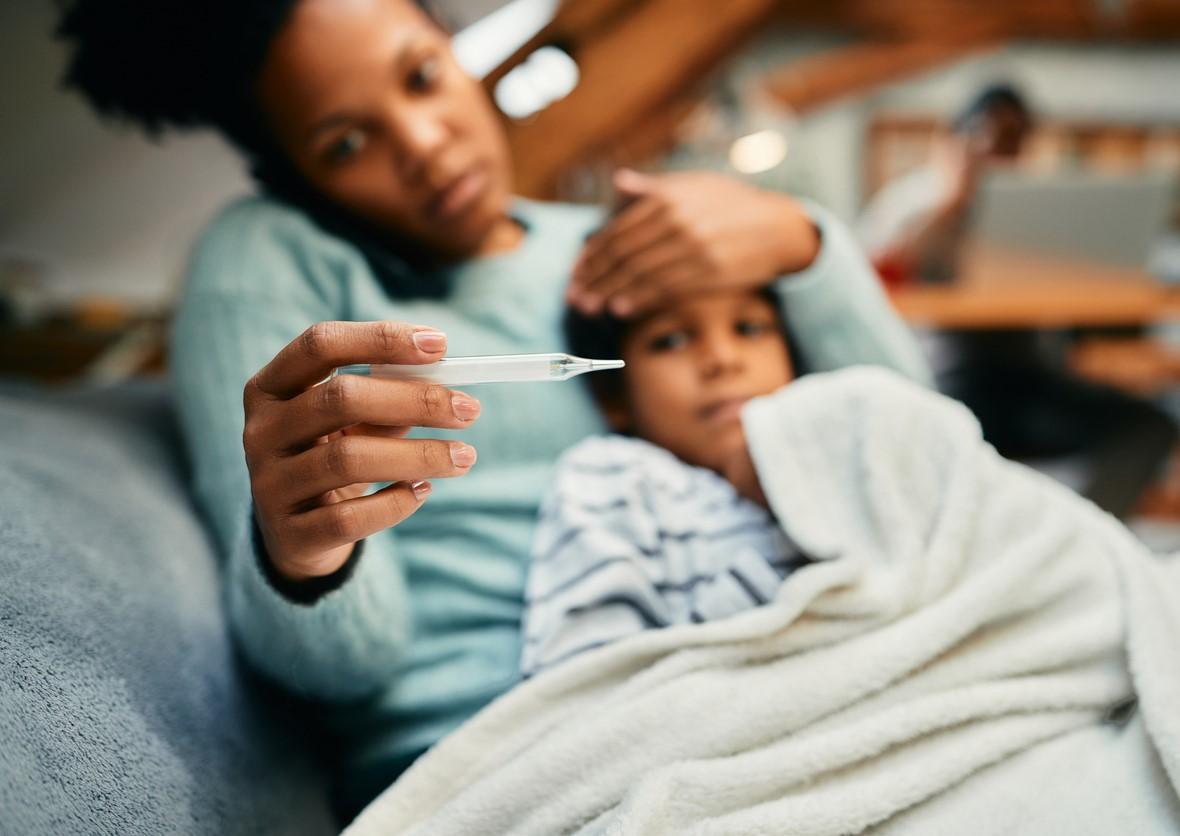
[773,201,933,386]
[856,141,980,286]
[172,202,476,700]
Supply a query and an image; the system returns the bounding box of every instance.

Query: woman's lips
[426,165,489,221]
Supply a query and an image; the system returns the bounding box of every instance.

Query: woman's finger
[572,200,664,284]
[266,435,476,508]
[576,225,680,302]
[266,374,480,451]
[584,242,696,308]
[610,265,708,317]
[284,480,434,553]
[341,424,413,440]
[248,320,447,402]
[588,194,665,248]
[576,205,671,287]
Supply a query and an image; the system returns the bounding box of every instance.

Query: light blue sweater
[171,195,930,798]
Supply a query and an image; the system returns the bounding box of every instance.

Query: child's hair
[563,307,631,404]
[562,287,797,406]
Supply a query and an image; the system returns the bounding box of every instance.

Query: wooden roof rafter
[488,0,780,197]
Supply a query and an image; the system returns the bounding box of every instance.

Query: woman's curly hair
[56,0,449,298]
[56,0,300,154]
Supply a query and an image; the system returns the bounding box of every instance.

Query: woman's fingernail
[610,297,632,316]
[411,480,432,500]
[451,393,481,421]
[412,329,447,353]
[614,168,645,192]
[581,294,601,314]
[450,443,477,468]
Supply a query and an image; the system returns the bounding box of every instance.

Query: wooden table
[888,246,1180,330]
[888,246,1180,521]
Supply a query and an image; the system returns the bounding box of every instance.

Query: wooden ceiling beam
[1124,0,1180,38]
[763,0,1180,114]
[481,0,637,89]
[764,39,998,114]
[489,0,1180,196]
[496,0,779,197]
[771,0,1180,40]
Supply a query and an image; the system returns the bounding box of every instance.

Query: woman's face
[256,0,515,259]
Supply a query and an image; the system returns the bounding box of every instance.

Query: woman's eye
[326,129,367,164]
[736,319,773,337]
[648,331,689,352]
[409,56,441,93]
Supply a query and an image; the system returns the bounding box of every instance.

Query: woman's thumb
[613,167,655,197]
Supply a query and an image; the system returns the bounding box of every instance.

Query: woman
[60,0,929,818]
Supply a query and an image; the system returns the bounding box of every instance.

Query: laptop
[974,170,1176,269]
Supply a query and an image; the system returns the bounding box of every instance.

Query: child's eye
[409,56,441,93]
[648,330,690,352]
[735,319,773,337]
[326,129,367,164]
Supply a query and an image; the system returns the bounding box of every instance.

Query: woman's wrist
[766,193,821,276]
[253,515,364,604]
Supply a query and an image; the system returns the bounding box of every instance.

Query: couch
[0,381,337,835]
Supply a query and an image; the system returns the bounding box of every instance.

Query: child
[521,287,809,676]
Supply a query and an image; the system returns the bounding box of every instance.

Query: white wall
[0,0,250,310]
[871,43,1180,125]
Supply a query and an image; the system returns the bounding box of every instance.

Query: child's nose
[699,336,743,378]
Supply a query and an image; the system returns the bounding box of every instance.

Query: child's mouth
[699,397,749,425]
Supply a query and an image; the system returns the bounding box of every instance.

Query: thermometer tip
[590,359,625,371]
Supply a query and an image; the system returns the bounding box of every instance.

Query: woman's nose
[387,107,449,182]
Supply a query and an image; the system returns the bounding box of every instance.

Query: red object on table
[872,252,914,289]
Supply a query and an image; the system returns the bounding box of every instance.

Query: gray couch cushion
[0,381,334,835]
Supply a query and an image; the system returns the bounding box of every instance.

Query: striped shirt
[520,435,808,677]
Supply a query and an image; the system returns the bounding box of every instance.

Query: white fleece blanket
[347,367,1180,835]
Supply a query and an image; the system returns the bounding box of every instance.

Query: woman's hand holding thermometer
[242,322,625,590]
[242,322,481,587]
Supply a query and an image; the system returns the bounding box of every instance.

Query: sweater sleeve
[773,201,933,387]
[171,200,411,701]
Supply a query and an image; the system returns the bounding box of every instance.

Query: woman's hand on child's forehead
[567,169,819,318]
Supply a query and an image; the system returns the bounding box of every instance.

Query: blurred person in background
[58,0,928,820]
[859,82,1176,518]
[859,84,1032,286]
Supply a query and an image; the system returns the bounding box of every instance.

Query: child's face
[611,290,794,473]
